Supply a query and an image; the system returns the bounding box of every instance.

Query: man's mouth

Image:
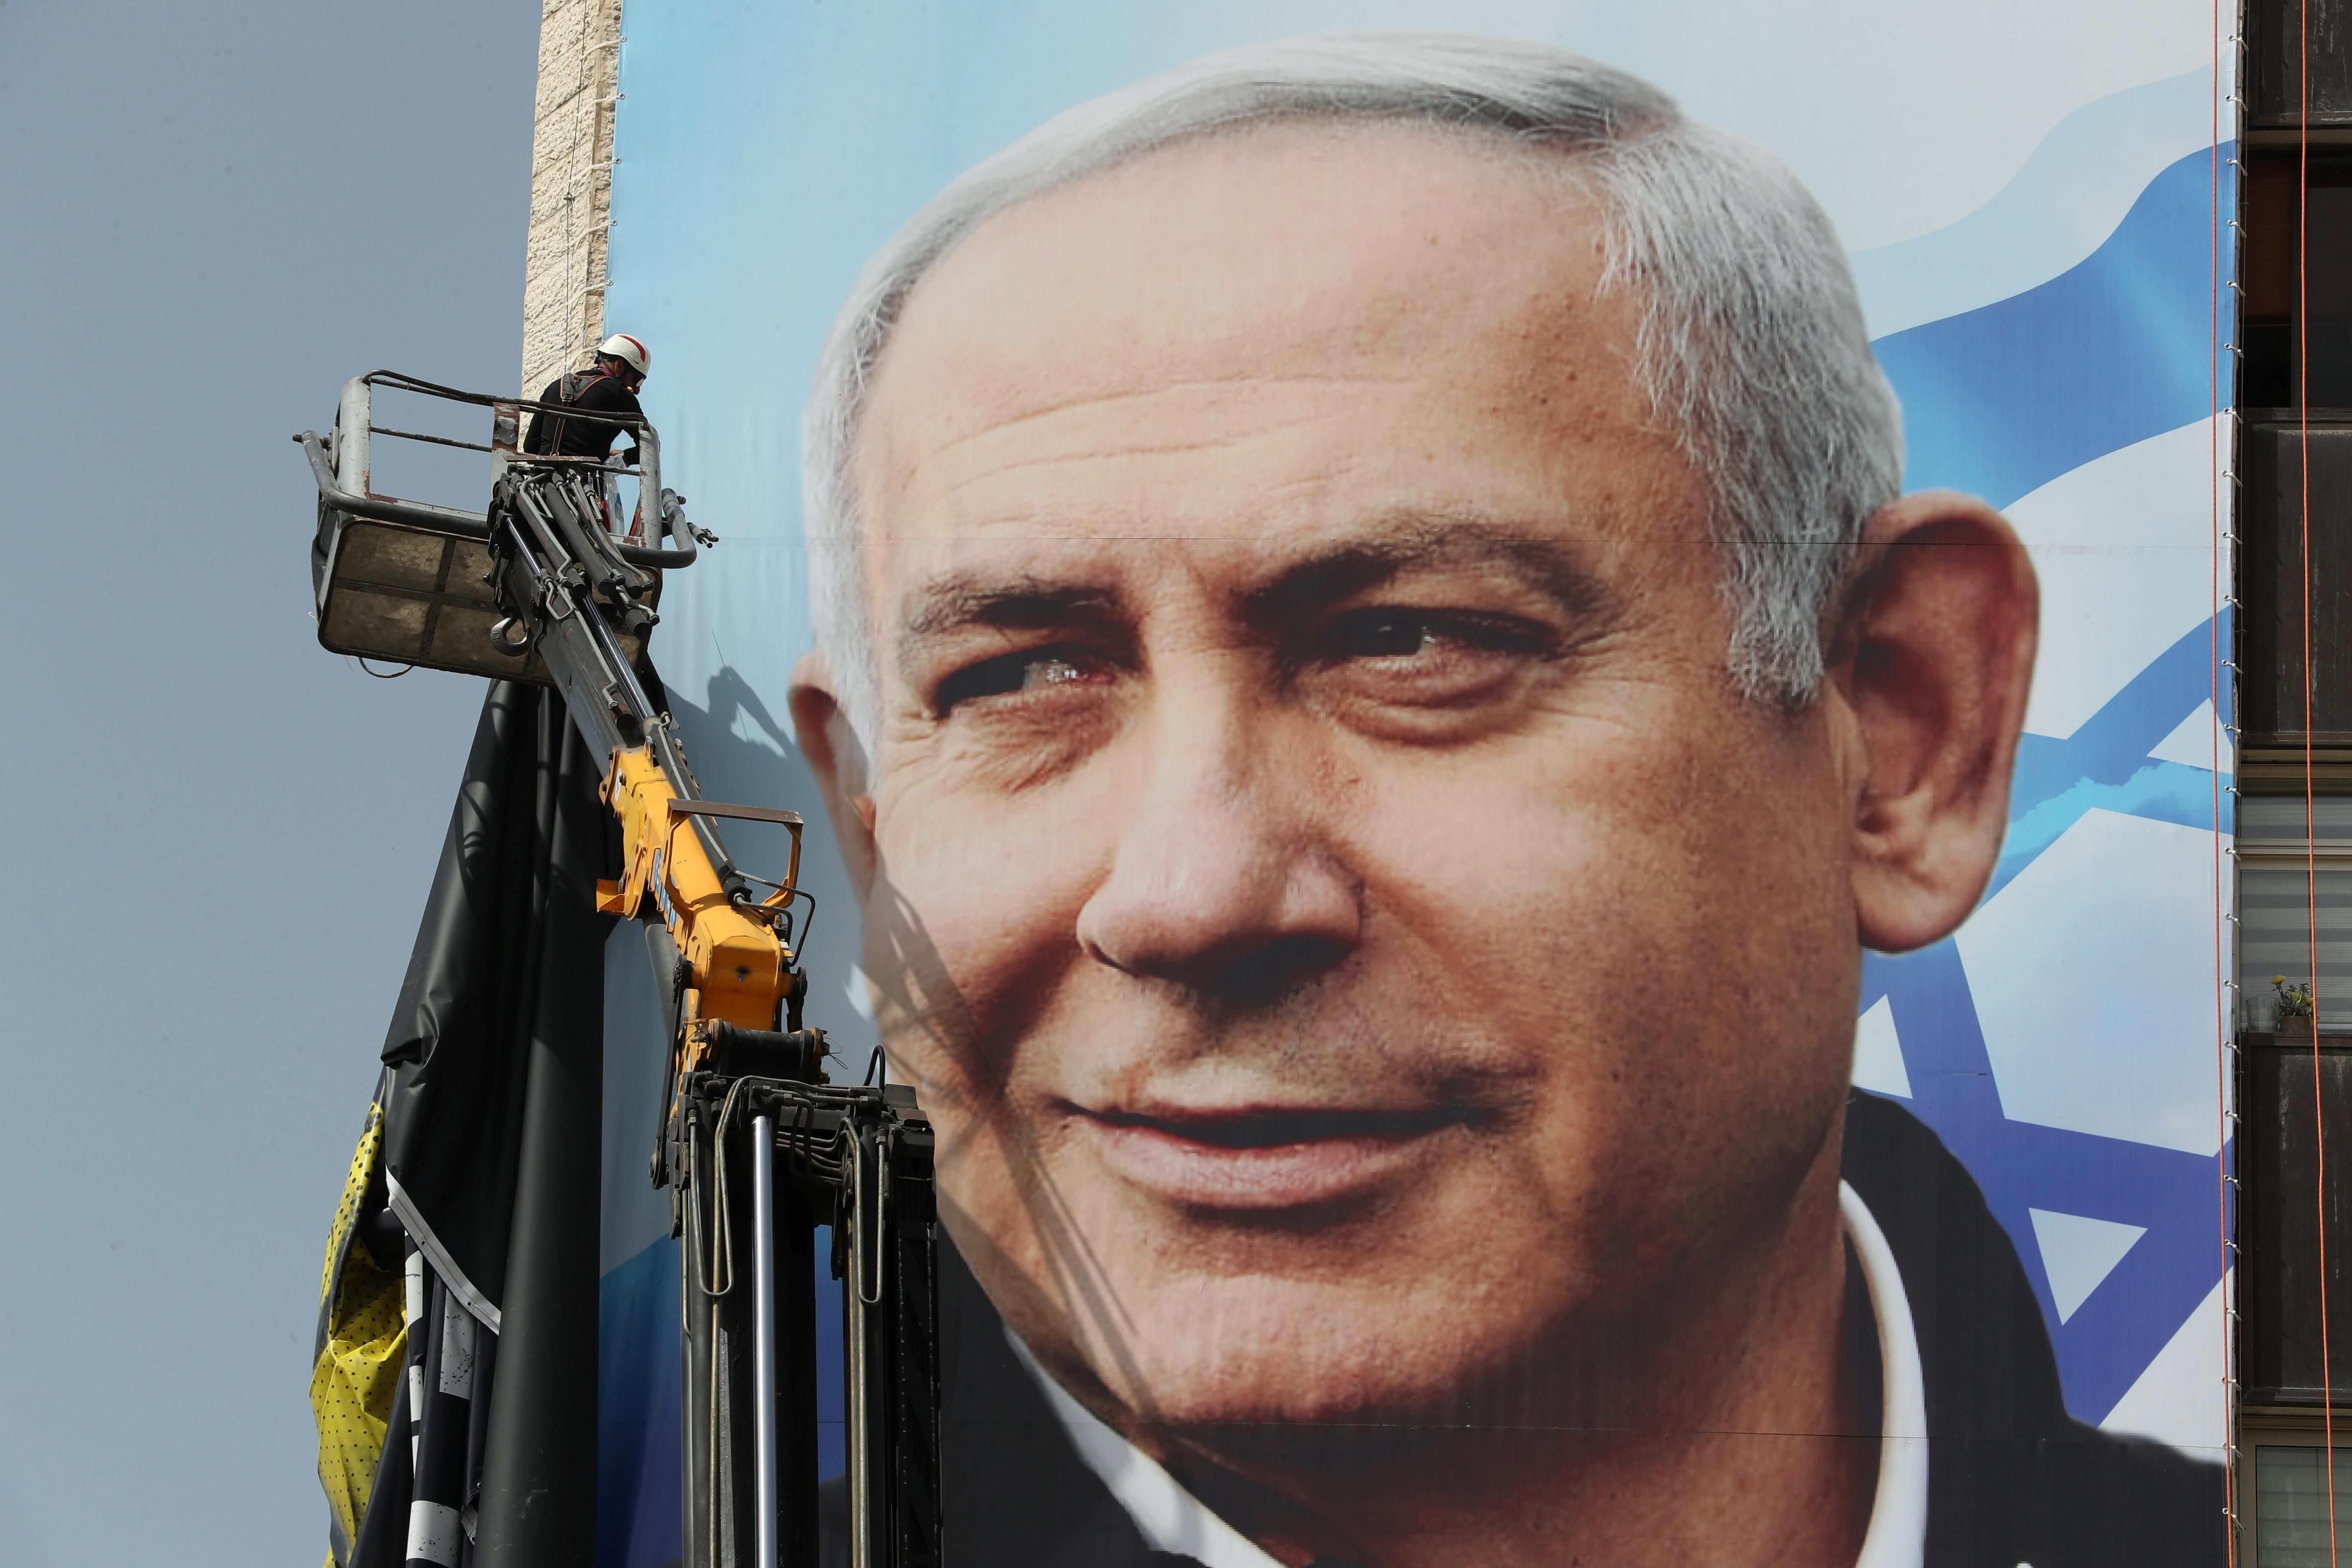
[1072,1102,1466,1210]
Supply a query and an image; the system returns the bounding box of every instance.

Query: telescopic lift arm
[299,372,941,1568]
[297,370,802,1056]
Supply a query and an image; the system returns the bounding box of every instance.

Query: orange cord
[2299,0,2341,1555]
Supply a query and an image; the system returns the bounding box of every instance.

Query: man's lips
[1070,1102,1466,1210]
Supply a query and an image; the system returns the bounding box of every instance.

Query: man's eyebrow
[1243,517,1611,626]
[899,576,1126,640]
[890,517,1610,659]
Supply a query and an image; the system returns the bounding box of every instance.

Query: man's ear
[789,649,880,899]
[1835,490,2039,953]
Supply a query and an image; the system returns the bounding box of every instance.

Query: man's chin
[1059,1274,1561,1438]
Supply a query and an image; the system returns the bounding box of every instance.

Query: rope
[2299,0,2340,1552]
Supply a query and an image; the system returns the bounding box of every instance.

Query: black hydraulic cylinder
[776,1185,821,1568]
[842,1115,941,1568]
[683,1104,822,1568]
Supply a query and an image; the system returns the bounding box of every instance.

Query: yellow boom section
[596,743,803,1047]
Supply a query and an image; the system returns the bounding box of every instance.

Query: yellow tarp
[309,1103,406,1568]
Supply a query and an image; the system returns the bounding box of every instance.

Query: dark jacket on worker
[522,367,643,460]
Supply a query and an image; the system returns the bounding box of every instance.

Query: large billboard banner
[591,6,2238,1564]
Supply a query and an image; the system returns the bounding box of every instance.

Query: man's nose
[1073,689,1363,1001]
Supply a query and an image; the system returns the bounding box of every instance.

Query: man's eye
[1335,614,1445,660]
[1303,606,1556,720]
[1324,609,1547,663]
[935,649,1102,714]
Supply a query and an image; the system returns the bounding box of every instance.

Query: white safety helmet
[599,333,650,378]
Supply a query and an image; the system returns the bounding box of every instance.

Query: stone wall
[520,0,623,396]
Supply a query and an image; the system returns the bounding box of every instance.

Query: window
[2250,0,2352,129]
[2236,798,2352,1413]
[2243,1423,2352,1567]
[2240,795,2352,1029]
[2254,1444,2352,1565]
[2239,159,2352,408]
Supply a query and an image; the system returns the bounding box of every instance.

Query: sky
[0,2,540,1561]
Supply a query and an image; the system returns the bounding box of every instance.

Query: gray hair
[802,33,1902,750]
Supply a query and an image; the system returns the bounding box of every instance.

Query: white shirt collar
[1844,1177,1930,1568]
[1012,1179,1928,1568]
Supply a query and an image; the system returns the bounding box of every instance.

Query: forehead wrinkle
[897,384,1421,519]
[920,371,1413,454]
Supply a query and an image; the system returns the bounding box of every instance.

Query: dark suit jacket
[859,1092,2225,1567]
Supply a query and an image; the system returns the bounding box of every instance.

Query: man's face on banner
[800,124,1992,1438]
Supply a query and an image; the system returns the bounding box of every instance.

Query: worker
[524,333,649,460]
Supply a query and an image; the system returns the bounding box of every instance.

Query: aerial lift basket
[300,369,694,681]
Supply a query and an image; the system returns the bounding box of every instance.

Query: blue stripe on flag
[1874,144,2235,509]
